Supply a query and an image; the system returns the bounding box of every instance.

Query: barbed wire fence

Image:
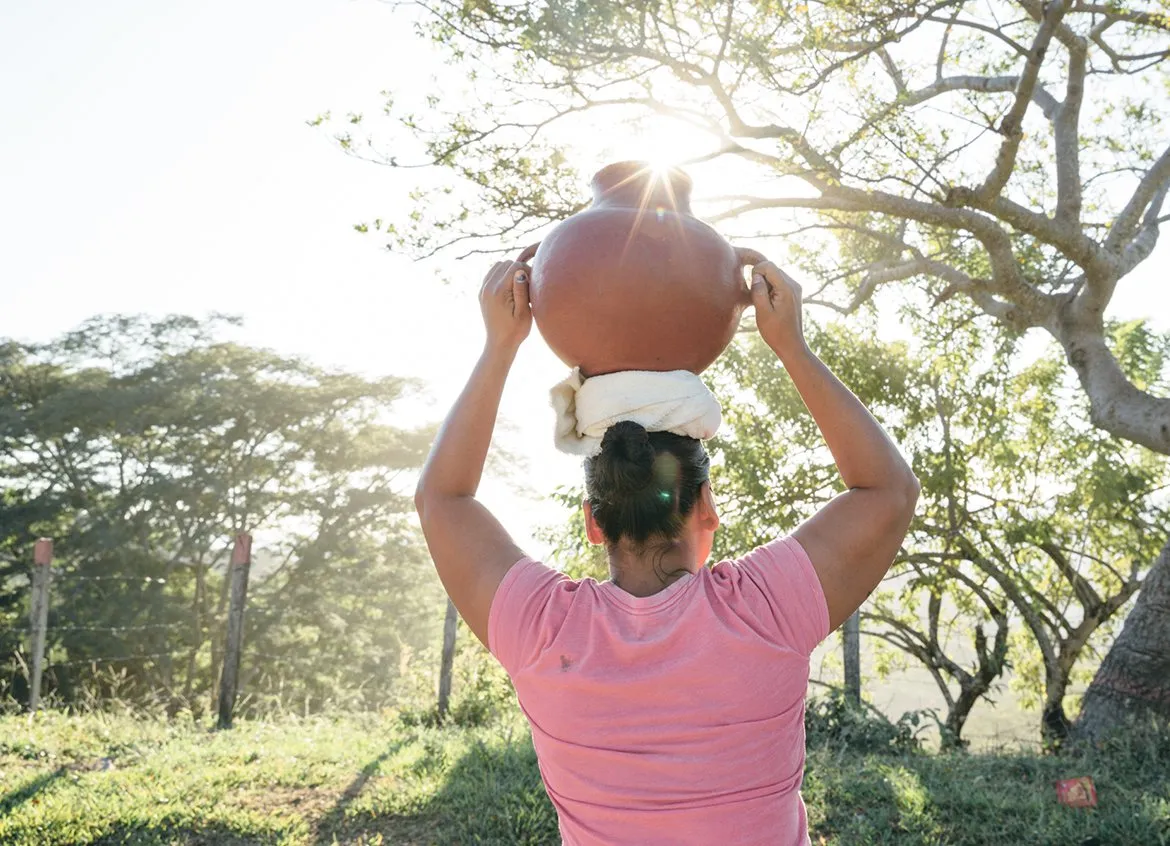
[5,536,1041,745]
[7,534,255,729]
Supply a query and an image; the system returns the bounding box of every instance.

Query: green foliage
[396,626,516,730]
[0,314,444,715]
[706,320,916,561]
[804,691,926,756]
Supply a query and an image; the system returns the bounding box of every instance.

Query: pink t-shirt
[488,535,831,846]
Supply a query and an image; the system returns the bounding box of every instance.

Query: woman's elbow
[896,469,921,516]
[413,480,434,521]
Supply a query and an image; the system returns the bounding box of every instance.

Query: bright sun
[627,120,713,172]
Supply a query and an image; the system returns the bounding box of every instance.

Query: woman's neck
[607,540,698,597]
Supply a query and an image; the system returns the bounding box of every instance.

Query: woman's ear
[697,481,720,532]
[583,499,606,545]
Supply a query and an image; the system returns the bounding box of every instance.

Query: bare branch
[977,0,1074,200]
[1054,40,1087,223]
[922,13,1030,56]
[1038,540,1104,611]
[833,74,1059,159]
[1118,186,1169,276]
[877,47,908,95]
[712,0,734,74]
[1106,142,1170,255]
[1076,3,1170,33]
[707,179,1058,326]
[934,9,958,81]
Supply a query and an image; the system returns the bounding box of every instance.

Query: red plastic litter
[1055,776,1098,808]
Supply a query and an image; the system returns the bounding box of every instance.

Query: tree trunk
[842,611,861,707]
[944,686,981,750]
[1041,668,1072,744]
[1077,538,1170,740]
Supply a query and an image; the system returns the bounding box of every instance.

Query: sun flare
[624,120,712,174]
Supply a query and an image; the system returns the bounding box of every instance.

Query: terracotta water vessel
[523,161,749,376]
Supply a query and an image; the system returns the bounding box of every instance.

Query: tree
[709,312,1167,744]
[0,314,442,713]
[329,0,1170,734]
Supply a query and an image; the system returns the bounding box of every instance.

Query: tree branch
[1105,142,1170,256]
[1118,186,1168,276]
[922,13,1029,57]
[706,182,1057,327]
[977,0,1074,200]
[1054,39,1087,224]
[833,74,1059,160]
[1056,316,1170,453]
[1076,3,1170,33]
[1037,540,1103,611]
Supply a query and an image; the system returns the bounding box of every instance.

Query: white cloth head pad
[550,368,722,456]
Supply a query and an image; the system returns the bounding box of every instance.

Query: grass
[0,707,1166,845]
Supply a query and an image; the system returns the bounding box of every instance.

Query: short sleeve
[487,557,575,674]
[724,535,830,656]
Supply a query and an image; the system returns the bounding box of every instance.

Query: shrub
[805,690,927,755]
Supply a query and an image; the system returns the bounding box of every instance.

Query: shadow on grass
[87,819,281,846]
[311,739,418,846]
[0,766,66,816]
[314,733,558,846]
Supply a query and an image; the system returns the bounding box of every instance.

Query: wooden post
[843,610,861,707]
[27,539,53,713]
[216,533,252,730]
[437,598,458,721]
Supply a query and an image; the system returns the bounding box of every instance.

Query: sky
[0,0,586,551]
[2,0,1168,557]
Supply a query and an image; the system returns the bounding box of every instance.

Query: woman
[414,254,920,846]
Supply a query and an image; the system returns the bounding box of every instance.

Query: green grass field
[0,708,1166,845]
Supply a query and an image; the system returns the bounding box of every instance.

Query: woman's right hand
[746,256,808,361]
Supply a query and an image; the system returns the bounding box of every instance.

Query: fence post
[843,609,861,706]
[217,533,252,730]
[27,538,53,713]
[437,597,458,721]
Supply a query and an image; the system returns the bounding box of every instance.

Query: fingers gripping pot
[525,162,751,376]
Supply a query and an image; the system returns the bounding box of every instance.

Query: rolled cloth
[550,368,722,456]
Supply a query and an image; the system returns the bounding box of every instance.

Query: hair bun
[598,421,655,493]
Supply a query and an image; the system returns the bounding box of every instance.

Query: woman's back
[490,537,829,846]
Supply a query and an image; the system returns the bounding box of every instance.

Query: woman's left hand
[480,257,533,352]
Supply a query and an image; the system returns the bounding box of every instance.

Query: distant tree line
[0,315,445,717]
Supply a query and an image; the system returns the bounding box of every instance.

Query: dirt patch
[232,784,341,819]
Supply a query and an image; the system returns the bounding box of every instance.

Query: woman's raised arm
[414,258,533,648]
[748,258,920,632]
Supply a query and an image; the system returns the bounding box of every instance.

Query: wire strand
[50,622,186,633]
[46,651,179,668]
[53,574,168,584]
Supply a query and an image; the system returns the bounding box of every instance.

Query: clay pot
[525,161,750,376]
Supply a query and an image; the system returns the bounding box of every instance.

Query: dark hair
[584,421,711,546]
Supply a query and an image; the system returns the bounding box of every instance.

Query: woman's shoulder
[497,556,596,602]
